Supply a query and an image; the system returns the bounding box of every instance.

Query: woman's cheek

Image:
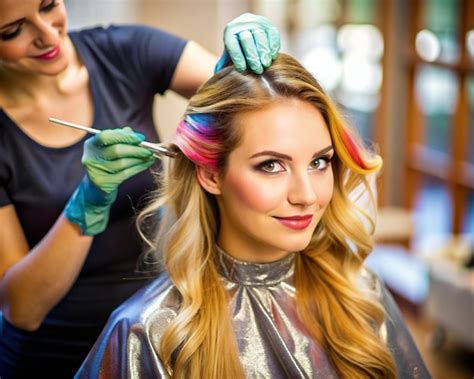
[0,42,29,62]
[317,171,335,207]
[55,3,68,28]
[226,172,283,212]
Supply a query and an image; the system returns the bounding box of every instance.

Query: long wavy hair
[138,53,396,378]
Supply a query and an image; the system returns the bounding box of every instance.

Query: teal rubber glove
[215,12,281,74]
[65,127,156,235]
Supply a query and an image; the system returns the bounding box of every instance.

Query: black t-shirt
[0,25,186,378]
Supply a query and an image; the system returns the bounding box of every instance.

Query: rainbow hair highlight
[328,111,382,175]
[173,114,222,170]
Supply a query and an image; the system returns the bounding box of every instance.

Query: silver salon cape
[76,248,430,378]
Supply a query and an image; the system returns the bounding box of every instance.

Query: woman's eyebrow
[250,145,334,161]
[1,0,45,30]
[312,145,334,158]
[250,151,292,160]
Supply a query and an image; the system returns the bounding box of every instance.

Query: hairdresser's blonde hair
[138,53,396,379]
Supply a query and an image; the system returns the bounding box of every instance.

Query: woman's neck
[215,244,295,286]
[216,236,292,264]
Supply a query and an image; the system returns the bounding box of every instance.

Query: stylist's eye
[256,160,285,174]
[1,25,22,41]
[40,0,58,12]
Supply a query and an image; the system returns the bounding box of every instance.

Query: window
[404,0,474,241]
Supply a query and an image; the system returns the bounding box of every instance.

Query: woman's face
[0,0,69,76]
[211,98,334,263]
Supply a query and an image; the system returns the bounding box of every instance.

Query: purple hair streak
[173,115,222,170]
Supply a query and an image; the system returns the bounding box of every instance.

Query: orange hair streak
[332,127,382,175]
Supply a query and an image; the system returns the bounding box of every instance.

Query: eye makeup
[254,152,334,175]
[1,24,23,41]
[40,0,59,13]
[0,0,59,41]
[309,154,334,171]
[255,160,286,174]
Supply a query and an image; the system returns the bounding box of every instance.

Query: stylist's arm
[0,128,153,330]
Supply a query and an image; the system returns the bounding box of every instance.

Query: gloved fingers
[252,29,271,68]
[99,143,154,161]
[238,30,263,74]
[94,128,145,147]
[226,13,271,34]
[225,33,247,73]
[114,158,156,182]
[223,13,280,74]
[267,26,280,59]
[91,156,155,174]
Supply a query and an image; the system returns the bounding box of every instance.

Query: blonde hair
[138,53,396,378]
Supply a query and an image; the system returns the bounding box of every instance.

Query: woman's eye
[41,0,58,12]
[0,1,58,41]
[257,160,285,173]
[310,156,332,171]
[1,25,22,41]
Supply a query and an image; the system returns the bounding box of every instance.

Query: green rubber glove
[65,127,156,235]
[215,12,281,74]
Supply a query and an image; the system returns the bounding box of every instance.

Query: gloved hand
[215,12,280,74]
[65,127,156,235]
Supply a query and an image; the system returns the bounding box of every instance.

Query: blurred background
[65,0,473,377]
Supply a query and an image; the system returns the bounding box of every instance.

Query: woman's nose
[33,17,58,47]
[287,171,318,206]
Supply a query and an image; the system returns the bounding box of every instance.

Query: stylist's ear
[196,166,221,195]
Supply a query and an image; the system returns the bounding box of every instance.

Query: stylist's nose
[33,17,59,48]
[287,171,318,207]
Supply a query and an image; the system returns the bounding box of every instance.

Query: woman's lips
[33,45,61,60]
[274,215,313,230]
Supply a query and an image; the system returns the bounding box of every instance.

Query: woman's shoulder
[76,273,179,377]
[358,266,385,300]
[357,268,397,319]
[111,272,179,327]
[68,24,186,94]
[95,272,181,350]
[69,24,179,47]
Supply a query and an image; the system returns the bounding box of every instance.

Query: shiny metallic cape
[76,250,430,378]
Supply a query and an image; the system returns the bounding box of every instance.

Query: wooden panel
[403,0,472,236]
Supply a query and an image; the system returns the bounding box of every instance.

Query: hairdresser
[0,1,280,377]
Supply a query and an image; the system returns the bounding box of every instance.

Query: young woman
[0,0,279,377]
[75,54,430,378]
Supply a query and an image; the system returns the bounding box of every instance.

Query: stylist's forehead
[0,0,44,25]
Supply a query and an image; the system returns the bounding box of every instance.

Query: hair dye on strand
[174,116,221,169]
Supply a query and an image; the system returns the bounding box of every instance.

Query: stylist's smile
[33,44,61,60]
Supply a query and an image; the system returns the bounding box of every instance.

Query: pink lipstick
[34,45,61,60]
[274,215,313,230]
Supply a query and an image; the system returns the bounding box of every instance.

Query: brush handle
[48,118,176,157]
